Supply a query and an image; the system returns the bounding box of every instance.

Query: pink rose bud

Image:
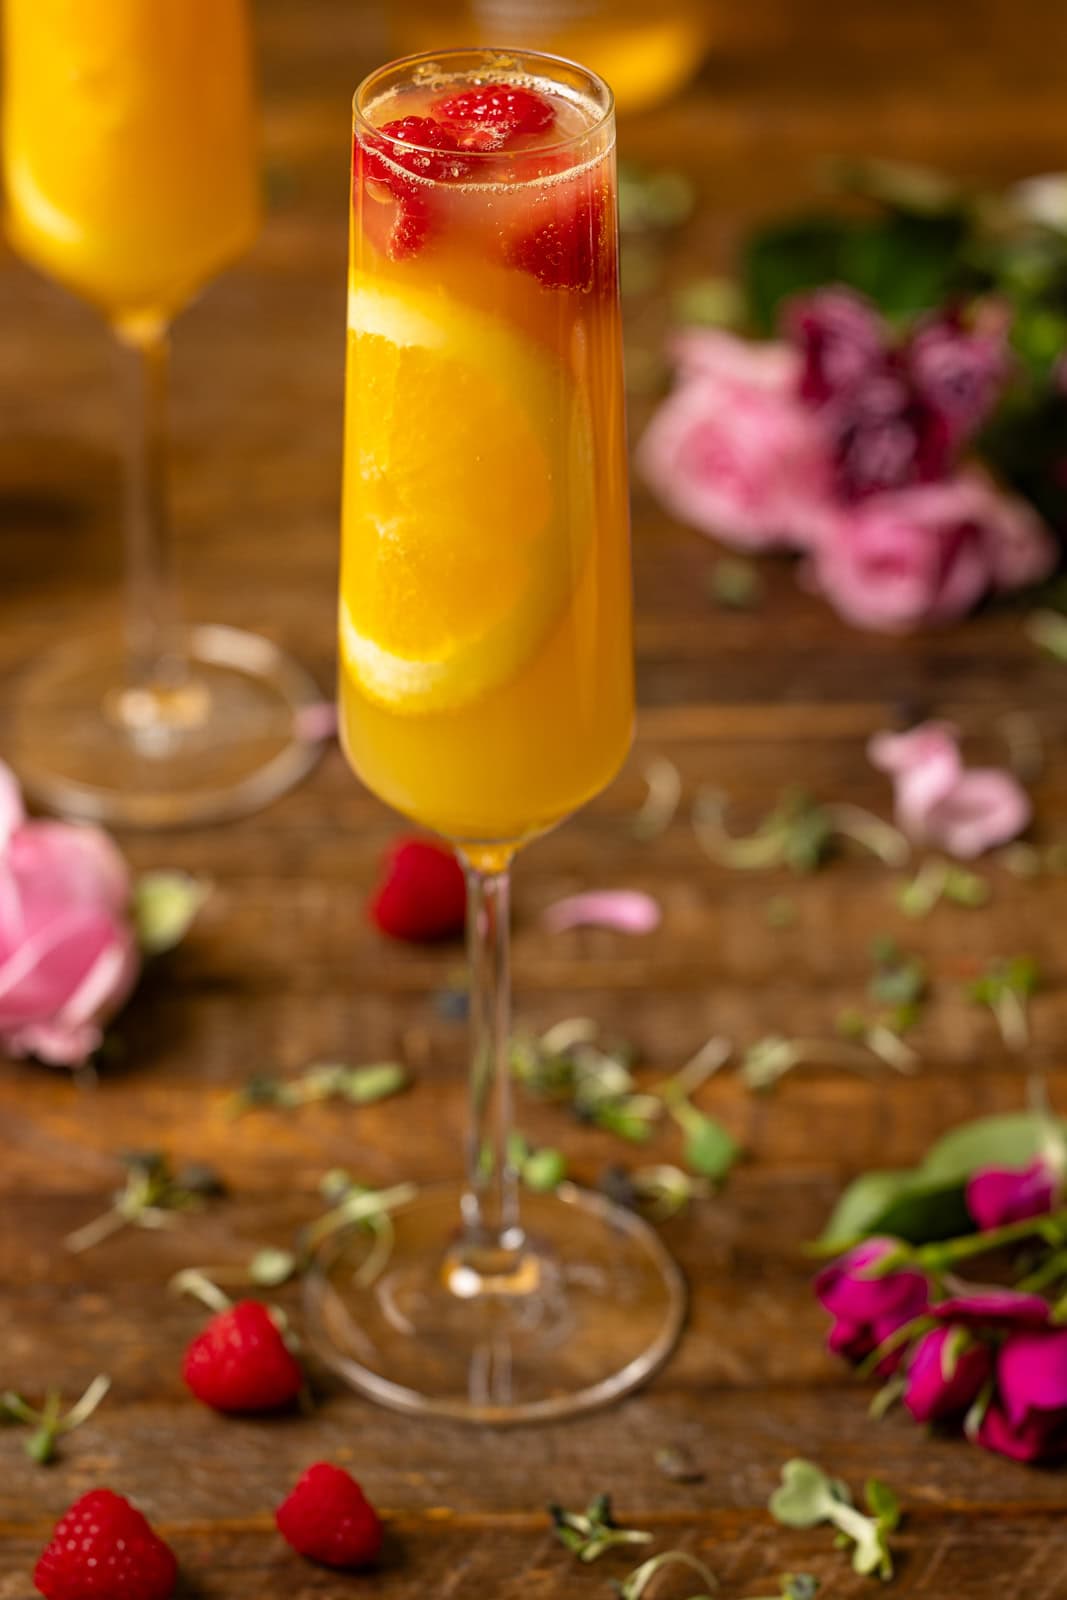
[0,761,139,1067]
[931,1288,1051,1328]
[814,1238,931,1373]
[902,1325,992,1423]
[637,330,831,552]
[976,1400,1067,1464]
[997,1329,1067,1431]
[868,720,1031,859]
[809,471,1056,634]
[966,1158,1060,1231]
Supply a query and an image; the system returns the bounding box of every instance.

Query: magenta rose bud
[997,1329,1067,1428]
[783,286,888,408]
[906,303,1013,453]
[0,760,139,1066]
[931,1288,1051,1328]
[902,1326,992,1423]
[810,470,1056,636]
[868,720,1031,859]
[814,1238,931,1372]
[966,1158,1060,1232]
[637,330,832,552]
[976,1401,1067,1464]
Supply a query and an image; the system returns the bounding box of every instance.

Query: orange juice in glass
[1,0,319,826]
[307,49,683,1425]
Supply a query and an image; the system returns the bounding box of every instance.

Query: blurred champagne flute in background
[391,0,713,114]
[2,0,320,827]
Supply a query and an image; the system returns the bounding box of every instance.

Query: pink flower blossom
[868,720,1031,859]
[975,1329,1067,1463]
[814,1238,931,1373]
[903,1326,992,1423]
[784,288,888,408]
[637,330,831,551]
[906,304,1014,454]
[931,1288,1051,1328]
[966,1158,1060,1231]
[976,1400,1067,1464]
[808,472,1057,634]
[0,761,138,1066]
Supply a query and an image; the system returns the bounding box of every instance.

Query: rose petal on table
[542,890,662,935]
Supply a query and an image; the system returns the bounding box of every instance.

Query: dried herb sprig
[693,788,908,876]
[64,1152,225,1254]
[968,955,1040,1051]
[615,1550,718,1599]
[769,1459,900,1580]
[631,756,683,841]
[225,1060,408,1117]
[1,1375,111,1465]
[549,1494,653,1563]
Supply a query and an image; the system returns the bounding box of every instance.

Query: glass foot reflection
[304,1180,686,1423]
[10,622,323,828]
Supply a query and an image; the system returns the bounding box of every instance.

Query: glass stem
[116,326,185,700]
[460,862,524,1264]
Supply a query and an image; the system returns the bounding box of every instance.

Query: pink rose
[868,721,1030,858]
[813,1238,931,1373]
[808,471,1057,633]
[0,761,139,1066]
[966,1158,1061,1231]
[902,1326,992,1424]
[637,330,831,551]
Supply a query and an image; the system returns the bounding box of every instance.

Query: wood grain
[3,0,1067,1592]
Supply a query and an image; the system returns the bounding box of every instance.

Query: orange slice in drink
[339,275,589,715]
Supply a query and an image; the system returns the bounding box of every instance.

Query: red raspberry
[181,1299,303,1414]
[368,837,467,943]
[34,1489,177,1600]
[363,116,467,189]
[276,1462,383,1569]
[435,85,556,143]
[507,188,609,291]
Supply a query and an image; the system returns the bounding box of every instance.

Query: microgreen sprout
[769,1459,900,1580]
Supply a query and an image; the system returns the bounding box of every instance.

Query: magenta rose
[966,1158,1061,1231]
[808,471,1057,634]
[814,1238,931,1373]
[0,760,139,1066]
[637,330,831,551]
[906,303,1013,454]
[868,720,1031,859]
[783,287,888,408]
[903,1326,993,1424]
[978,1329,1067,1464]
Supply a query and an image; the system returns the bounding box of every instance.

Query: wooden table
[3,1,1067,1593]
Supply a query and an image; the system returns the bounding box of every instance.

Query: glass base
[303,1180,686,1423]
[9,623,323,828]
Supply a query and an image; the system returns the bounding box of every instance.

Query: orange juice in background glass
[1,0,319,826]
[391,0,713,114]
[308,49,684,1425]
[3,0,259,337]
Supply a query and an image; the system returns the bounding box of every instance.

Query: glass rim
[352,45,615,165]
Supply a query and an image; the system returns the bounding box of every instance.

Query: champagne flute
[304,47,684,1422]
[2,0,320,826]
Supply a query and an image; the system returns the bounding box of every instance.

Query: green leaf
[132,871,209,955]
[919,1112,1067,1185]
[769,1459,836,1529]
[743,210,969,334]
[871,1180,973,1245]
[865,1477,901,1532]
[680,1110,740,1181]
[816,1169,916,1247]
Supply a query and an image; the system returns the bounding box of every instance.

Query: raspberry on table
[369,836,467,942]
[276,1462,383,1569]
[34,1489,177,1600]
[181,1298,304,1414]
